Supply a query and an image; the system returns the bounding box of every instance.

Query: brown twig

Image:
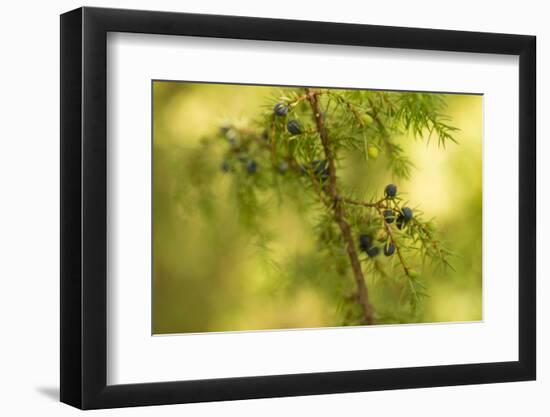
[305,88,374,325]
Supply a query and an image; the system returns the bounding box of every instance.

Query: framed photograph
[60,6,536,409]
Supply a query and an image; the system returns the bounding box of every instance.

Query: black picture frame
[60,6,536,410]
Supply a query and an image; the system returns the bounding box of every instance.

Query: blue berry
[274,102,289,116]
[312,159,329,181]
[401,207,413,221]
[358,234,373,252]
[246,159,258,174]
[366,246,380,257]
[287,119,302,135]
[384,242,395,256]
[383,209,395,224]
[384,184,397,198]
[299,160,329,179]
[278,161,288,174]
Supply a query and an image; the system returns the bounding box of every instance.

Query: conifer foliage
[211,87,457,325]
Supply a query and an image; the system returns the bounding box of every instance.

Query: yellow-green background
[153,81,482,334]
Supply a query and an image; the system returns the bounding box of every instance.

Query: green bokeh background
[153,81,482,334]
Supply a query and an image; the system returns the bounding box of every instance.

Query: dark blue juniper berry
[366,246,380,258]
[246,159,258,174]
[359,234,381,257]
[298,159,328,179]
[278,161,289,174]
[383,209,395,224]
[384,242,395,257]
[396,207,413,229]
[287,119,302,135]
[384,183,397,198]
[401,207,413,221]
[274,102,289,116]
[312,159,330,181]
[358,234,373,252]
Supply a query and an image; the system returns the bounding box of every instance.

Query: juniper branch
[305,88,375,325]
[213,86,459,323]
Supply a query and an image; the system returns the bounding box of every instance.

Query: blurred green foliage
[152,81,482,334]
